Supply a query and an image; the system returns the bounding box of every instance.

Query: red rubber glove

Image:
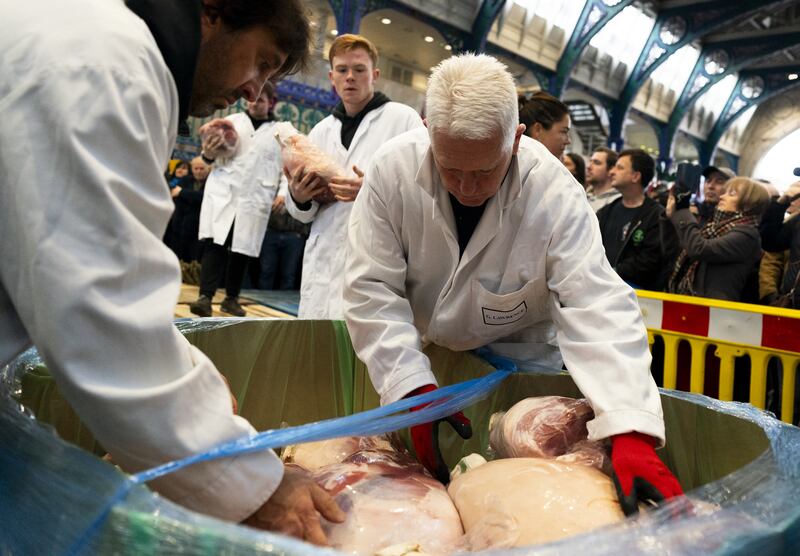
[611,432,684,516]
[406,384,472,484]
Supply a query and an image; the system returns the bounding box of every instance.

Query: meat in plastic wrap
[293,438,463,555]
[274,122,345,204]
[489,395,610,472]
[447,458,626,549]
[282,435,393,471]
[555,439,612,475]
[198,118,239,159]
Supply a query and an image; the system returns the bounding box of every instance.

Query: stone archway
[739,87,800,178]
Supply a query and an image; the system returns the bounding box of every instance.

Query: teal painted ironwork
[466,0,506,53]
[549,0,635,97]
[660,27,800,166]
[328,0,367,35]
[606,0,789,152]
[699,65,800,166]
[328,0,469,52]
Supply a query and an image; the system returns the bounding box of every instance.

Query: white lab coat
[198,114,287,257]
[344,128,666,444]
[0,0,281,521]
[286,102,423,319]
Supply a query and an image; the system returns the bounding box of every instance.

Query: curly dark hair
[208,0,312,79]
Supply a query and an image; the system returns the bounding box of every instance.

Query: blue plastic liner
[4,334,800,554]
[132,365,512,484]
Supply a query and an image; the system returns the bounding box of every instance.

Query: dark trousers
[198,228,249,299]
[258,229,305,290]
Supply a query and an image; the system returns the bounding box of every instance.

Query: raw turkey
[282,435,393,470]
[274,123,345,204]
[489,396,609,472]
[447,458,625,549]
[309,446,464,555]
[198,118,239,158]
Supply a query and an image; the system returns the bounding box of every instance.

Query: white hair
[425,54,518,148]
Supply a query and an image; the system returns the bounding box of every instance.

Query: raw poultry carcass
[198,118,239,158]
[274,122,345,204]
[448,458,626,549]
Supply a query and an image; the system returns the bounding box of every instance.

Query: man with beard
[587,146,620,212]
[0,0,342,544]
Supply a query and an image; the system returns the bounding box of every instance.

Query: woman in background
[519,91,571,159]
[667,177,769,301]
[166,160,189,189]
[562,152,586,189]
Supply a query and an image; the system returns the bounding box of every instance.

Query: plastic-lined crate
[2,319,799,555]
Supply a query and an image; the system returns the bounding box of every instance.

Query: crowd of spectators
[517,94,797,309]
[167,93,795,314]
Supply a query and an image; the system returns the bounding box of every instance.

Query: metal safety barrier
[636,290,800,424]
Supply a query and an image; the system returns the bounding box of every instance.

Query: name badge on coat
[482,301,528,325]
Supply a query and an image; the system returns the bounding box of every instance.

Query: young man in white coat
[285,34,423,319]
[0,0,342,545]
[344,54,684,515]
[190,82,289,317]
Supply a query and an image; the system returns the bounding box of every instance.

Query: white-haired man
[344,54,683,515]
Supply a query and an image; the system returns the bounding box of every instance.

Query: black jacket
[760,198,800,298]
[597,196,679,291]
[126,0,200,133]
[171,176,205,261]
[670,208,762,301]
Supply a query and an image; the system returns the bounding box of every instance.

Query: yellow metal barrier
[636,290,800,425]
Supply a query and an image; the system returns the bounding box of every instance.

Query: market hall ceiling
[317,0,799,164]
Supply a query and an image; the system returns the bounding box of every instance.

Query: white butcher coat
[285,102,423,319]
[0,0,282,521]
[198,114,288,257]
[344,128,666,444]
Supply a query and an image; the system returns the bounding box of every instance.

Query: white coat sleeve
[284,186,320,223]
[0,64,283,520]
[545,184,665,445]
[344,163,437,405]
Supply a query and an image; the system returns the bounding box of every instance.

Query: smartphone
[675,163,703,197]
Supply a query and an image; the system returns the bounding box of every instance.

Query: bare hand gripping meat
[284,437,464,555]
